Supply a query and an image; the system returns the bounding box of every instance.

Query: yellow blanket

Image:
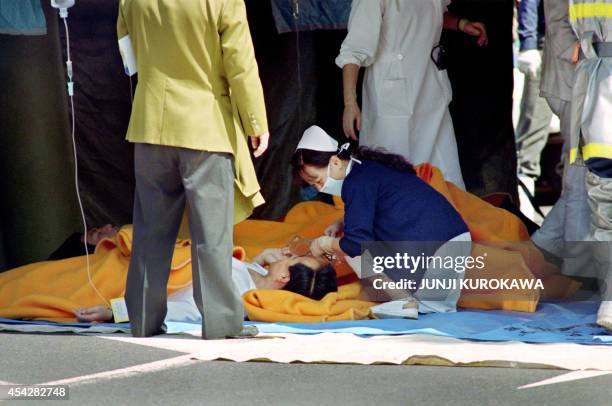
[238,164,580,321]
[0,227,193,322]
[0,164,579,323]
[243,282,376,323]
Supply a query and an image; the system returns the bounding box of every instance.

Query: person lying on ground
[48,224,119,261]
[74,248,337,323]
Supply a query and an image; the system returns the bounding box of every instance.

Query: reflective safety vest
[568,0,612,165]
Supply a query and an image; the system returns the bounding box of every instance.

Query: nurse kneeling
[292,126,472,313]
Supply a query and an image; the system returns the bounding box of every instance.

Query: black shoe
[130,322,167,337]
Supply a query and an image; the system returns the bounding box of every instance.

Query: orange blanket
[235,164,530,258]
[0,164,579,323]
[237,164,579,320]
[243,282,376,323]
[0,227,194,322]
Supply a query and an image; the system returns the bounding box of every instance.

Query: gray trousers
[516,59,555,179]
[587,171,612,302]
[126,143,243,339]
[532,98,591,263]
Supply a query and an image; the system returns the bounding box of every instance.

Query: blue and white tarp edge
[2,302,611,345]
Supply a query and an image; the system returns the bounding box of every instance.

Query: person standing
[567,0,612,329]
[117,0,269,339]
[531,0,591,276]
[515,0,555,194]
[336,0,488,190]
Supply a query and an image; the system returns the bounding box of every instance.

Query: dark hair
[283,263,338,300]
[291,149,336,186]
[352,146,416,174]
[291,144,415,186]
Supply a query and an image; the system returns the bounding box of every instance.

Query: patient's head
[83,224,119,246]
[264,256,338,300]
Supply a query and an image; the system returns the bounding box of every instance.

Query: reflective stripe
[569,2,612,22]
[583,144,612,160]
[571,144,612,163]
[570,147,578,164]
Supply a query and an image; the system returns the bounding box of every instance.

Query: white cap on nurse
[296,125,338,152]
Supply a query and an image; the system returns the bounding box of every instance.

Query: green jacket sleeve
[219,0,269,137]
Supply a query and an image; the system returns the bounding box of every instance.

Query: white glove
[517,49,542,78]
[324,220,344,237]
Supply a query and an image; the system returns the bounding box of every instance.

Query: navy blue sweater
[339,160,469,257]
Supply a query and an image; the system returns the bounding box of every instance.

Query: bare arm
[342,64,361,140]
[342,64,360,106]
[443,12,489,46]
[74,305,113,323]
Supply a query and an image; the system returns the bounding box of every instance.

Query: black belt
[594,42,612,57]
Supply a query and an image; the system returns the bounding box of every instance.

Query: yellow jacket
[117,0,268,222]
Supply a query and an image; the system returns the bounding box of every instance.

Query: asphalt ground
[1,332,612,405]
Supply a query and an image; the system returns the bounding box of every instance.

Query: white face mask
[319,159,356,196]
[320,163,344,196]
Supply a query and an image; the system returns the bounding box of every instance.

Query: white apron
[336,0,465,189]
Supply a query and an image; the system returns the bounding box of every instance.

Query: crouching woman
[292,126,472,313]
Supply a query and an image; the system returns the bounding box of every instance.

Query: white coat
[336,0,465,189]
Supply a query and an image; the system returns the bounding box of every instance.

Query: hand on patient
[324,219,344,238]
[74,305,113,323]
[309,236,336,259]
[252,248,292,266]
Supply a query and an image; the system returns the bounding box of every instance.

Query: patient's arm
[74,305,113,322]
[252,248,292,266]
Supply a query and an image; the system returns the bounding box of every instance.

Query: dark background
[0,0,516,271]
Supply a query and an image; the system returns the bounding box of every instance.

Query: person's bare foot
[74,305,113,322]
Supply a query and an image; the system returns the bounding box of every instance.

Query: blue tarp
[2,302,611,345]
[164,302,612,345]
[0,0,46,36]
[245,302,612,345]
[270,0,351,33]
[0,318,126,329]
